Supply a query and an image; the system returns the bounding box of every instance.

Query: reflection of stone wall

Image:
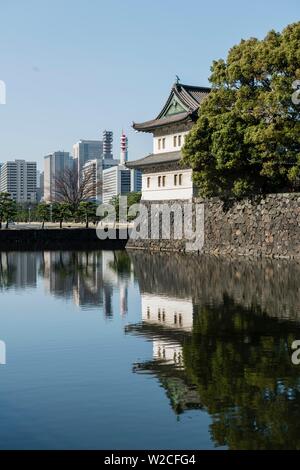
[127,193,300,258]
[0,229,127,251]
[129,251,300,320]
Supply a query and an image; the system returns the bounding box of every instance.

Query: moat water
[0,250,300,449]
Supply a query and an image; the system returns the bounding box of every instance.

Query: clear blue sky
[0,0,299,169]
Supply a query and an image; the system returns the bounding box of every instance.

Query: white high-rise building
[102,165,131,204]
[44,151,72,202]
[0,159,37,203]
[82,159,103,203]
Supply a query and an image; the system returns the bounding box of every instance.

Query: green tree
[15,203,38,222]
[110,192,141,221]
[76,201,97,228]
[182,22,300,198]
[0,192,17,229]
[52,202,73,228]
[36,203,50,229]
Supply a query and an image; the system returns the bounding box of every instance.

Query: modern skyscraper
[102,130,119,171]
[82,159,103,203]
[102,130,113,159]
[44,151,72,202]
[36,170,44,202]
[130,168,142,192]
[102,165,131,204]
[73,140,103,175]
[0,159,37,203]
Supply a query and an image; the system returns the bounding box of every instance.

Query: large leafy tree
[182,22,300,198]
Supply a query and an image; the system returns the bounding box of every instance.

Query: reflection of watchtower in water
[141,293,193,367]
[142,294,193,331]
[125,291,201,414]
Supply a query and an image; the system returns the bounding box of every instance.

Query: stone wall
[203,193,300,258]
[126,193,300,258]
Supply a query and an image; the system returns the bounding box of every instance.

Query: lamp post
[28,205,32,224]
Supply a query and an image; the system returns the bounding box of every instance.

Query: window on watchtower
[147,177,150,188]
[162,138,166,149]
[158,139,161,150]
[162,175,166,187]
[174,174,177,186]
[179,174,183,185]
[178,135,182,147]
[158,176,161,187]
[173,135,177,147]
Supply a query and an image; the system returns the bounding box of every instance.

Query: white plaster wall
[153,131,189,154]
[141,168,193,201]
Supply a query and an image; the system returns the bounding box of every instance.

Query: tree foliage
[76,201,97,228]
[0,192,17,229]
[110,192,141,221]
[36,203,50,229]
[52,202,73,228]
[182,22,300,198]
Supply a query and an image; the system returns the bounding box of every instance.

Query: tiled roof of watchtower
[126,150,181,169]
[132,83,210,133]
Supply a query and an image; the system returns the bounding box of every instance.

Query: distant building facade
[102,130,119,170]
[102,130,113,159]
[127,82,210,200]
[36,170,44,202]
[44,151,72,202]
[73,140,103,175]
[102,165,131,204]
[0,159,37,203]
[82,159,103,203]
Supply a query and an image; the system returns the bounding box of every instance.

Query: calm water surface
[0,250,300,449]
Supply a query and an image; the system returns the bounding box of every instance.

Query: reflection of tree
[182,297,300,449]
[132,357,202,415]
[127,292,300,449]
[108,251,132,278]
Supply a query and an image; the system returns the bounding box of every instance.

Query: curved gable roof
[133,83,210,132]
[157,83,210,118]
